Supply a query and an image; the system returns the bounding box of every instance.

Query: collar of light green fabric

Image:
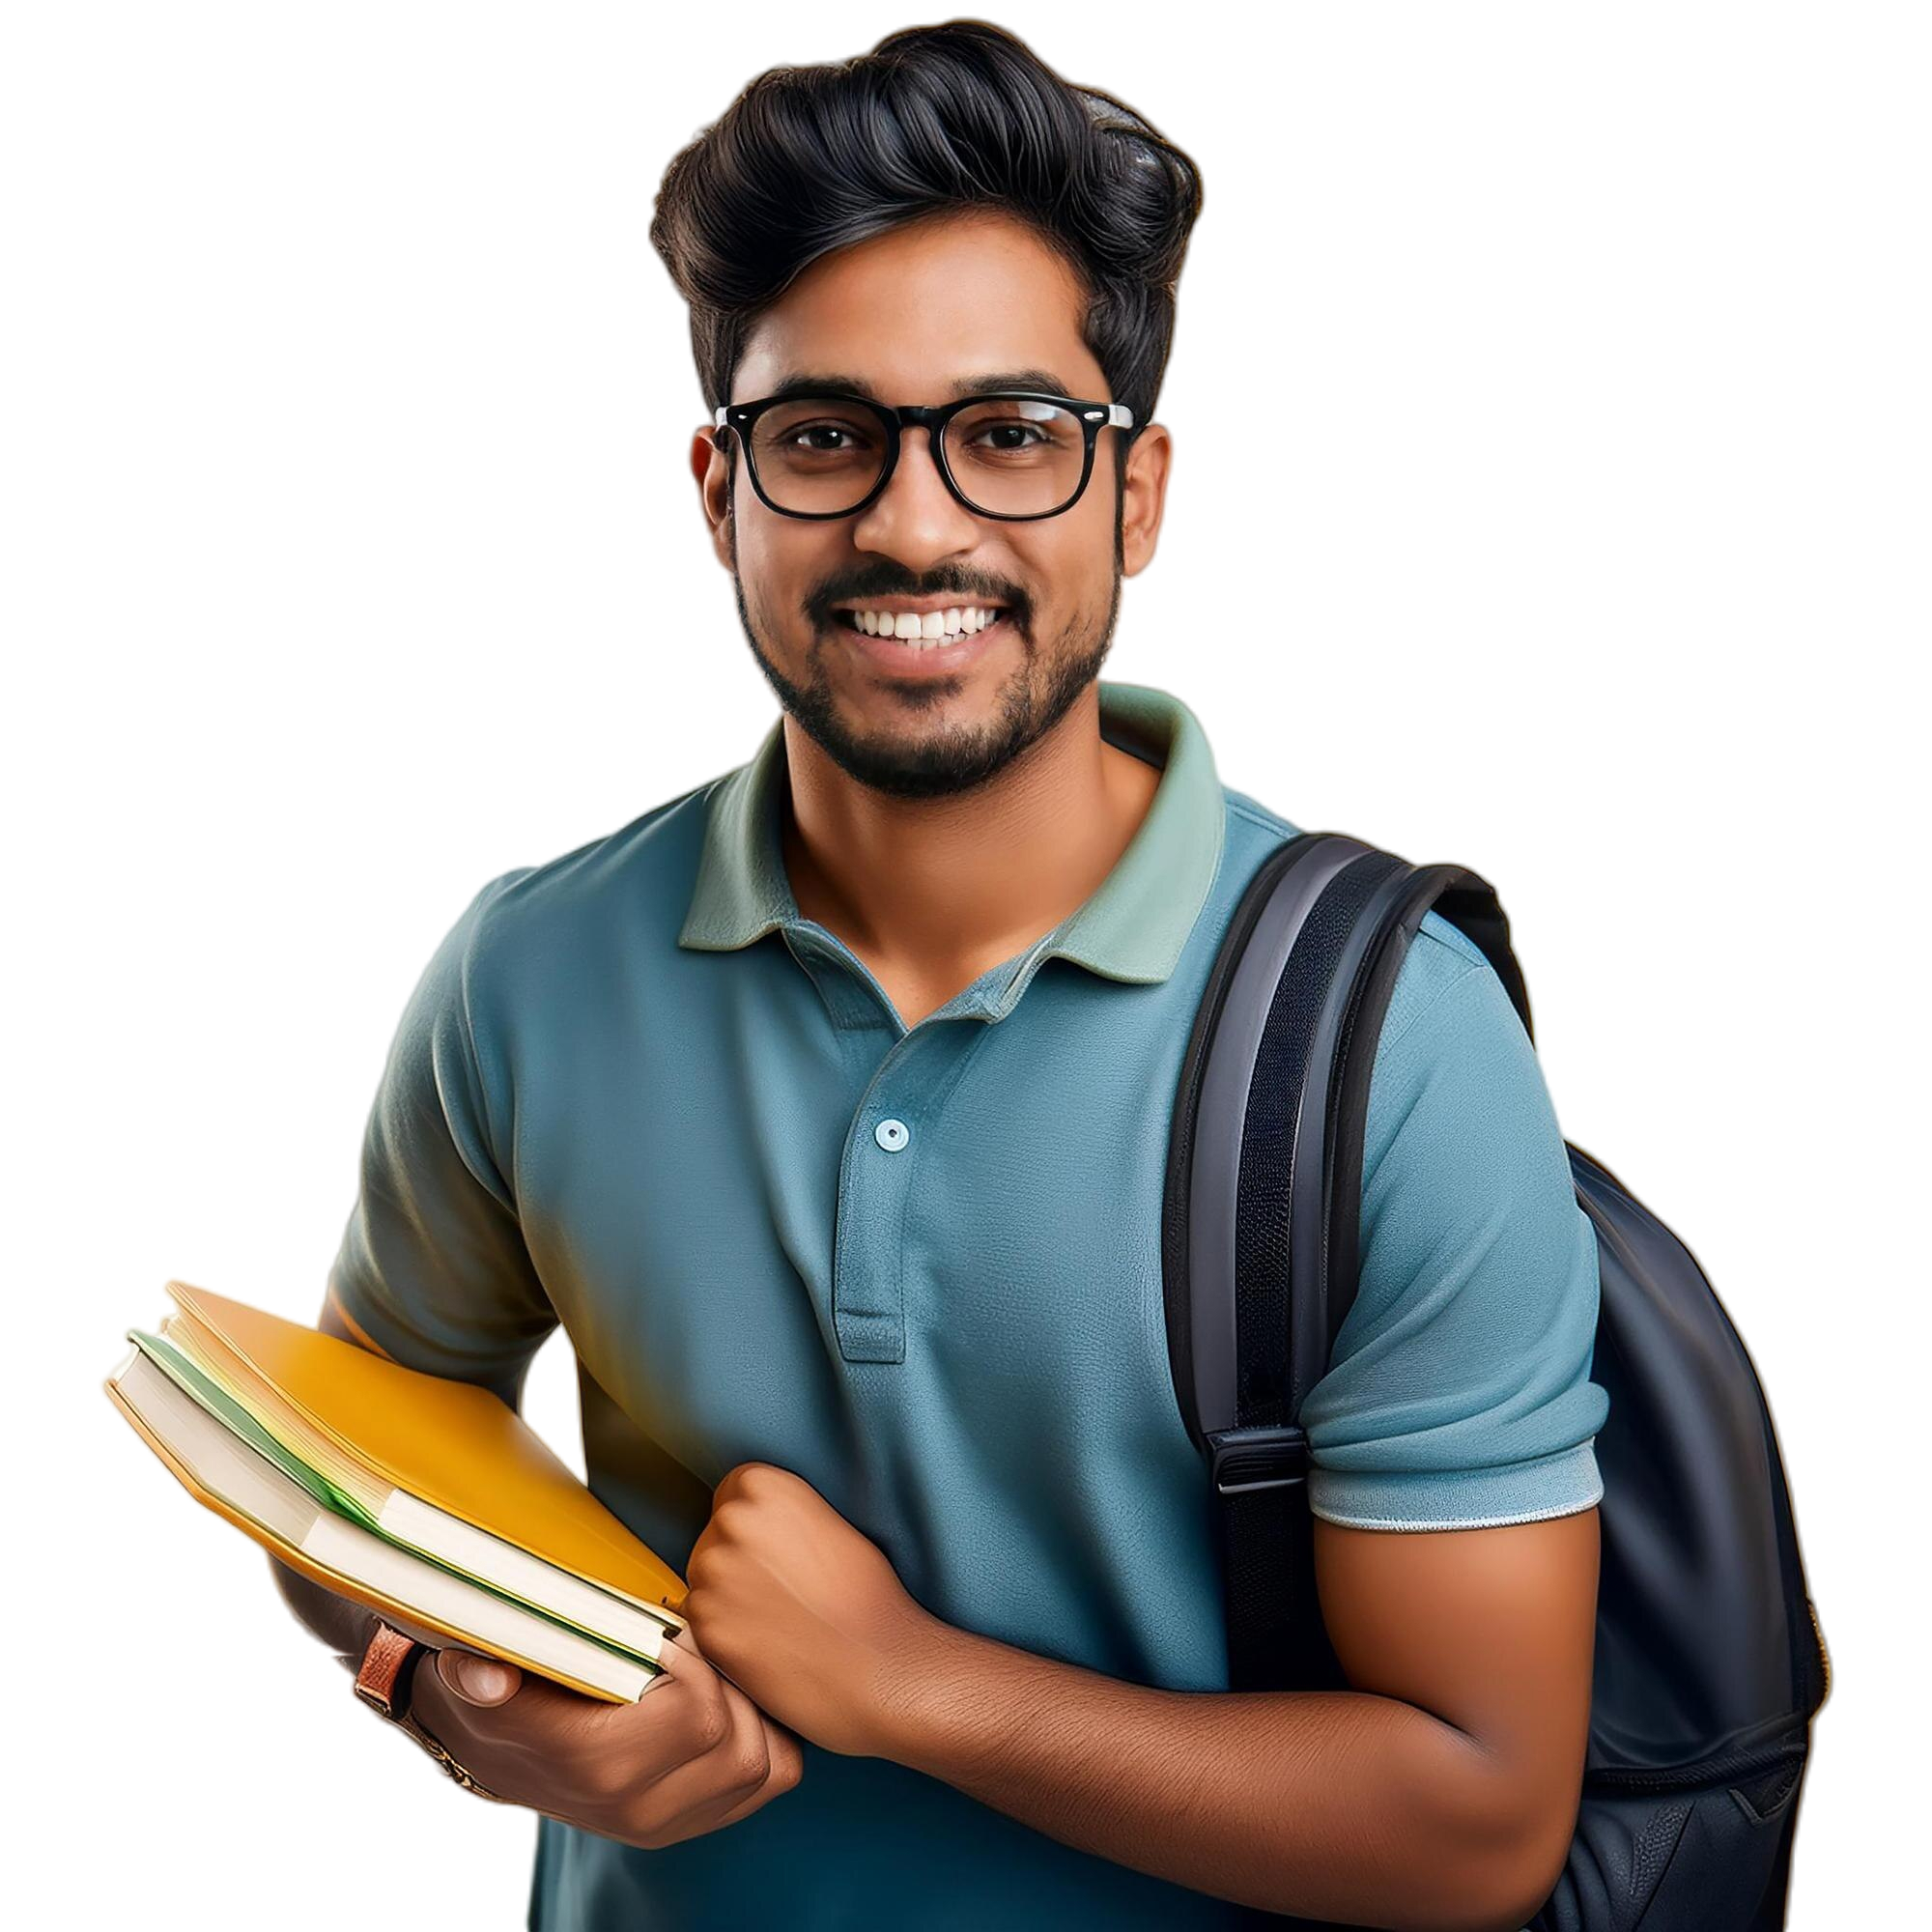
[677,679,1227,987]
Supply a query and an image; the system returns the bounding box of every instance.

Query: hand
[402,1624,804,1849]
[681,1461,941,1757]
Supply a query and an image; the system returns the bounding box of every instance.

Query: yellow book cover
[161,1280,688,1618]
[105,1376,649,1708]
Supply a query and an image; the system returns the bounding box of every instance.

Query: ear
[692,427,735,572]
[653,406,734,611]
[1120,422,1173,581]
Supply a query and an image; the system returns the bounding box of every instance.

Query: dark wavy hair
[649,18,1204,454]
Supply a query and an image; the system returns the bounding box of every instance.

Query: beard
[724,504,1126,804]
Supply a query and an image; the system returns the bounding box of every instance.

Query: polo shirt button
[874,1118,910,1151]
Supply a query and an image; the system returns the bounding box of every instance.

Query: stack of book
[105,1281,688,1701]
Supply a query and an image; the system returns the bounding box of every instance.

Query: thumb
[434,1647,523,1707]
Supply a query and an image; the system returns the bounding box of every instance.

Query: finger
[615,1677,798,1847]
[658,1622,702,1662]
[656,1621,753,1701]
[409,1640,607,1771]
[435,1647,523,1707]
[641,1626,799,1802]
[762,1715,805,1792]
[655,1618,805,1783]
[699,1714,805,1833]
[628,1623,723,1703]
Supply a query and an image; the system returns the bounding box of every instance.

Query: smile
[831,607,1013,675]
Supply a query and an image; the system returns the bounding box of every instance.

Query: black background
[52,7,1878,1924]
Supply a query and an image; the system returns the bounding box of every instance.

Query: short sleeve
[1301,926,1608,1532]
[328,872,556,1401]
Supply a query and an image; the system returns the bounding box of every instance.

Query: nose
[847,426,982,568]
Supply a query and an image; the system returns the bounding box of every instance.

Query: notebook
[105,1281,693,1702]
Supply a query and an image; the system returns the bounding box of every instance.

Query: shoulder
[1379,911,1495,1061]
[392,773,734,1082]
[1211,789,1499,1053]
[369,711,738,989]
[449,772,726,987]
[1360,917,1554,1193]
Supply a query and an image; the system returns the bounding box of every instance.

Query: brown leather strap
[353,1620,509,1803]
[353,1620,422,1719]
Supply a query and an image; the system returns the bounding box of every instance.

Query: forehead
[730,210,1106,406]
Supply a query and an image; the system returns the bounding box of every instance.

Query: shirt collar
[677,679,1226,987]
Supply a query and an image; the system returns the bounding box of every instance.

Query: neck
[778,685,1162,1014]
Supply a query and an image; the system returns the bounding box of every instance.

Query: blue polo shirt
[329,679,1606,1929]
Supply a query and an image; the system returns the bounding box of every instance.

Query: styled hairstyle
[649,18,1204,450]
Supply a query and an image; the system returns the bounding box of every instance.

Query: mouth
[829,604,1015,676]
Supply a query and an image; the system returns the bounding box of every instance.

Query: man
[599,0,1615,1144]
[274,21,1606,1930]
[595,0,1244,730]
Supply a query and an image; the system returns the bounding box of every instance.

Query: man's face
[692,209,1171,801]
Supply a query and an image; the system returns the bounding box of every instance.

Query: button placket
[831,1023,991,1365]
[781,915,1011,1365]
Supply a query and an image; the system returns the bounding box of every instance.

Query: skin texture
[695,207,1173,1029]
[684,1464,1598,1932]
[687,209,1598,1924]
[275,208,1600,1929]
[270,1296,806,1849]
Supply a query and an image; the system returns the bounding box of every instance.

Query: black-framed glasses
[711,390,1137,522]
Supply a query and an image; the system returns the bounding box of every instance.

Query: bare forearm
[875,1620,1538,1932]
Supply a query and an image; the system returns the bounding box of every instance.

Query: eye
[947,400,1080,463]
[964,421,1049,451]
[783,419,880,456]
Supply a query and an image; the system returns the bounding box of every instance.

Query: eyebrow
[758,367,1078,405]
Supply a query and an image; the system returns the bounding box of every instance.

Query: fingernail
[442,1651,513,1702]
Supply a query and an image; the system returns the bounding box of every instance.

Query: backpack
[1160,831,1831,1932]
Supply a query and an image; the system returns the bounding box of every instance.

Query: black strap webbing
[1216,849,1400,1691]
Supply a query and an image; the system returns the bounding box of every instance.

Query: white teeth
[845,605,1003,643]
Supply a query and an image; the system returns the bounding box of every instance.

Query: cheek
[1022,530,1106,623]
[739,533,841,634]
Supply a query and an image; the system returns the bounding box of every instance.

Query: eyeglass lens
[747,397,1088,517]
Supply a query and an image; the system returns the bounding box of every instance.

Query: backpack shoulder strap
[1163,832,1531,1690]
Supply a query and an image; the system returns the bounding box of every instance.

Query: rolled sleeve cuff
[1307,1441,1604,1532]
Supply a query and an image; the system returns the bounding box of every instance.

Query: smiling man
[271,21,1607,1931]
[703,209,1171,1037]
